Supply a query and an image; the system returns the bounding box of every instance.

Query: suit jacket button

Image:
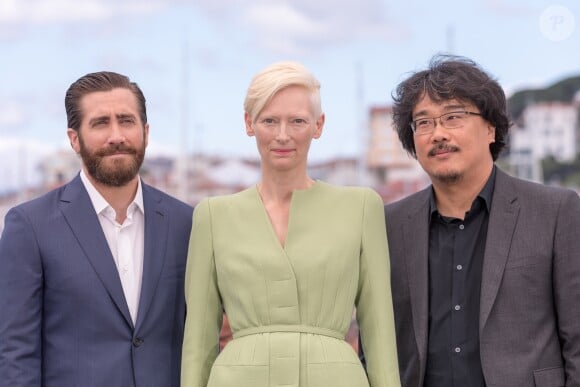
[133,338,144,347]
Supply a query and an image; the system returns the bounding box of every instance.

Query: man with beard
[376,55,580,386]
[0,71,193,387]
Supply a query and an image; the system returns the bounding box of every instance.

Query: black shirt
[424,167,496,387]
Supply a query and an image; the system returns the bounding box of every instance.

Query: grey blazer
[386,168,580,387]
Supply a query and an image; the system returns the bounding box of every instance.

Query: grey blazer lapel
[60,175,133,328]
[479,169,520,332]
[135,184,168,331]
[403,189,431,366]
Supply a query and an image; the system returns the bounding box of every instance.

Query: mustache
[96,144,137,157]
[428,143,459,157]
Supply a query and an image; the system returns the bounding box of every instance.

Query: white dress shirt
[80,170,145,325]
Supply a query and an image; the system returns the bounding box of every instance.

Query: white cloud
[0,0,409,56]
[0,0,109,23]
[0,0,18,21]
[244,3,328,38]
[0,0,167,23]
[195,0,409,55]
[484,0,534,17]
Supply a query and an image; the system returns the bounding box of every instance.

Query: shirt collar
[429,165,497,218]
[79,169,144,216]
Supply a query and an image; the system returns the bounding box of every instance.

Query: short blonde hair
[244,61,322,122]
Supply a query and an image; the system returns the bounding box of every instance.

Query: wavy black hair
[392,54,511,160]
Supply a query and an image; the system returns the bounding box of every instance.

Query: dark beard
[428,143,462,184]
[432,170,463,184]
[79,138,145,187]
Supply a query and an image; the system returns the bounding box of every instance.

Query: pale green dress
[181,181,400,387]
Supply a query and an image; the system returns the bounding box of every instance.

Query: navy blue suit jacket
[0,175,193,387]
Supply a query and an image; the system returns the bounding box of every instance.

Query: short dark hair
[392,54,511,160]
[65,71,147,131]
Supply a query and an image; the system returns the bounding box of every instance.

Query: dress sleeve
[181,198,223,387]
[355,189,401,387]
[0,207,43,386]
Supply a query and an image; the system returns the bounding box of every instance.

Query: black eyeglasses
[410,111,481,135]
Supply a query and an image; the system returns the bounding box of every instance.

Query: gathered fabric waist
[232,324,345,341]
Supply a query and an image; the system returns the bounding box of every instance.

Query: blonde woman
[181,61,400,387]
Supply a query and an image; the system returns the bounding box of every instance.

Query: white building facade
[509,102,579,182]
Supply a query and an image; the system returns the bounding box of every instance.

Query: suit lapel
[135,184,168,331]
[60,175,133,328]
[479,170,520,332]
[403,189,431,368]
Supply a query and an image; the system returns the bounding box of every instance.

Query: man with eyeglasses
[378,55,580,387]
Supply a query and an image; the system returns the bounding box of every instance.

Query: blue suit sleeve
[0,207,43,386]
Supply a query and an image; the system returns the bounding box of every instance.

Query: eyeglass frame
[409,111,482,135]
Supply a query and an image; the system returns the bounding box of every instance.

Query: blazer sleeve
[355,189,401,387]
[0,207,43,386]
[553,190,580,385]
[181,198,223,387]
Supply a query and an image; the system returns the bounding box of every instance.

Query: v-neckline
[253,181,319,251]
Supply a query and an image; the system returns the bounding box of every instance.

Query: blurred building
[509,102,579,182]
[5,151,371,209]
[366,105,429,203]
[37,150,81,190]
[309,157,360,186]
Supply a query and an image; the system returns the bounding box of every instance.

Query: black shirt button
[133,338,144,347]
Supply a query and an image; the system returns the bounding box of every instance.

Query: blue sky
[0,0,579,191]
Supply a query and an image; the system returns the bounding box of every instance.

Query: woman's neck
[257,172,315,204]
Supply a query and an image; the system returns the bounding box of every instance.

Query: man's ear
[487,123,496,144]
[144,123,150,148]
[67,128,80,153]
